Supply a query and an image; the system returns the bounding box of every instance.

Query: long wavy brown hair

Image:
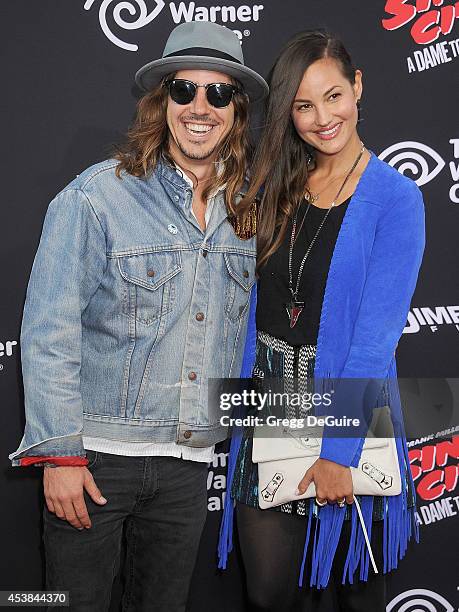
[237,30,357,271]
[114,75,251,217]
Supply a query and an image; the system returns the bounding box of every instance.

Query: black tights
[237,503,386,612]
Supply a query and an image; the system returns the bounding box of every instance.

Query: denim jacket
[9,159,256,465]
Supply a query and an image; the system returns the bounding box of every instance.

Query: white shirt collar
[174,162,226,198]
[173,162,226,227]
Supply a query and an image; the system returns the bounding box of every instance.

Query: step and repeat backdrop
[1,1,458,610]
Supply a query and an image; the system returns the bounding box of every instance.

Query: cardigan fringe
[218,419,419,587]
[218,290,420,588]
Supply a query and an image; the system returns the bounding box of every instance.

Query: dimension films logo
[386,589,454,612]
[379,139,459,203]
[84,0,264,51]
[382,1,459,74]
[403,306,459,334]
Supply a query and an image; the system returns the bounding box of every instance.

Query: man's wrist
[19,456,89,468]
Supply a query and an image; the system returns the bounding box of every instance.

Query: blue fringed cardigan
[218,153,425,588]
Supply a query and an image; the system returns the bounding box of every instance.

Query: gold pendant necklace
[307,143,365,204]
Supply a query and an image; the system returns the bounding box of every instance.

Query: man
[9,21,267,611]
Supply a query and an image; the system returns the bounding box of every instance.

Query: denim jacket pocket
[223,252,256,322]
[118,251,182,326]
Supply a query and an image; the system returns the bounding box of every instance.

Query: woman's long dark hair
[239,30,356,271]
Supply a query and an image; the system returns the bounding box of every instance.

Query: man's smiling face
[166,69,236,163]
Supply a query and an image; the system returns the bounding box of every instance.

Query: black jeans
[44,451,208,612]
[237,502,386,612]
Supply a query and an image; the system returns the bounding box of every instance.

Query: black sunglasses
[164,78,242,108]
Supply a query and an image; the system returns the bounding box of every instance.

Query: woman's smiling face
[291,57,362,156]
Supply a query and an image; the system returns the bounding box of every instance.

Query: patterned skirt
[231,331,415,520]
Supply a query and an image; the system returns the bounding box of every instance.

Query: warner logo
[403,305,459,333]
[0,340,18,358]
[84,1,265,51]
[0,340,18,370]
[169,3,264,25]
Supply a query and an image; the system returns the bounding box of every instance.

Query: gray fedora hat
[135,21,268,103]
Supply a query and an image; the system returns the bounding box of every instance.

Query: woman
[219,30,425,611]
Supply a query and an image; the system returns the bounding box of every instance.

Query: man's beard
[174,137,221,161]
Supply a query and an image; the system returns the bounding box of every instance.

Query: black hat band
[164,47,243,64]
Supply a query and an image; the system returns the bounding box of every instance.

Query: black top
[257,197,351,345]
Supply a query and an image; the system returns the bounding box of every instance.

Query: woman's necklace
[307,146,365,203]
[285,143,365,328]
[308,175,346,204]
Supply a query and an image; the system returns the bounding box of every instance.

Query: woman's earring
[305,147,314,167]
[357,99,363,124]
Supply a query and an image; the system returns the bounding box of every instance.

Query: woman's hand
[296,458,354,505]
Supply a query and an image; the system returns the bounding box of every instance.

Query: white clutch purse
[252,406,401,509]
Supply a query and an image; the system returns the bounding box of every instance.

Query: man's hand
[43,466,107,530]
[296,458,354,505]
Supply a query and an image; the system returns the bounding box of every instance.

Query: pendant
[285,300,305,329]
